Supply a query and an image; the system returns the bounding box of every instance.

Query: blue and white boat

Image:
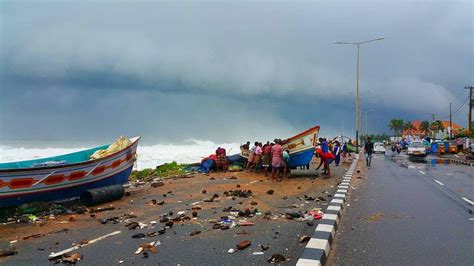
[0,137,140,207]
[282,126,319,168]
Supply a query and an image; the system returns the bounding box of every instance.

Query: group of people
[241,137,350,179]
[241,140,290,181]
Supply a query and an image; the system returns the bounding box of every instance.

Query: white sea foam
[0,140,241,170]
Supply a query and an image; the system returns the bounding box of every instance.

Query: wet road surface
[329,151,474,265]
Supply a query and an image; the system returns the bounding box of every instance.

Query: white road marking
[434,180,444,186]
[462,197,474,206]
[419,170,426,175]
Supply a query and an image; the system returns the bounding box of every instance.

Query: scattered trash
[250,201,258,205]
[259,244,269,251]
[299,235,311,243]
[89,206,115,213]
[266,190,274,195]
[268,253,287,263]
[189,230,201,236]
[151,181,164,188]
[60,253,83,264]
[132,233,146,238]
[126,221,140,230]
[237,221,255,226]
[49,231,122,259]
[23,234,43,240]
[135,241,159,255]
[236,240,251,250]
[253,252,264,255]
[228,248,235,254]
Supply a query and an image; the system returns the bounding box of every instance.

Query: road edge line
[296,156,358,266]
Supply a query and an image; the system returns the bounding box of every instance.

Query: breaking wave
[0,139,241,171]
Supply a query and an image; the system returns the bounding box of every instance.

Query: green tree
[420,120,431,136]
[389,119,404,136]
[403,121,413,132]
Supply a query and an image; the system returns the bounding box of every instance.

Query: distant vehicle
[374,142,385,154]
[407,141,427,158]
[466,144,474,161]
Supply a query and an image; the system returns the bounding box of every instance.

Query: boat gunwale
[0,136,140,173]
[285,126,320,142]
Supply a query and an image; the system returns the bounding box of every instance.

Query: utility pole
[449,102,452,140]
[466,85,473,133]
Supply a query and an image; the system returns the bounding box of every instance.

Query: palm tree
[403,121,413,135]
[420,120,430,136]
[396,119,404,136]
[431,120,444,133]
[389,119,398,136]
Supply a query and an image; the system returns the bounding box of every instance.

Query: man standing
[364,137,374,167]
[271,139,283,181]
[333,141,341,166]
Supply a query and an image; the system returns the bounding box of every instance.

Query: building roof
[402,120,463,136]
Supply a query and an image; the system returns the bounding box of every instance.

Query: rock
[250,201,258,205]
[132,233,146,238]
[268,253,286,263]
[228,248,235,254]
[189,230,201,236]
[192,211,198,217]
[0,248,17,257]
[160,217,169,223]
[165,221,174,227]
[266,190,274,195]
[151,181,164,188]
[260,244,269,251]
[236,240,251,250]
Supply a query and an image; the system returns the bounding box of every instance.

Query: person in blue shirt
[333,141,342,166]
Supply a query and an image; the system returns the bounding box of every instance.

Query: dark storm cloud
[0,0,472,141]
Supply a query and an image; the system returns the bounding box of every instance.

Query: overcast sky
[0,0,472,144]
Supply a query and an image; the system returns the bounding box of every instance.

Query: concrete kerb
[296,157,359,266]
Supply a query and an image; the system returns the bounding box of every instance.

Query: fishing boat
[240,126,320,168]
[282,126,319,168]
[0,136,140,208]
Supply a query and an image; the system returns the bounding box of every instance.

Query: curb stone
[296,156,359,266]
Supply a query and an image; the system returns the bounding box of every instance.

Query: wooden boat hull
[240,126,319,168]
[0,137,139,208]
[283,126,319,168]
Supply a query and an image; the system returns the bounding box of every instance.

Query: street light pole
[334,37,384,153]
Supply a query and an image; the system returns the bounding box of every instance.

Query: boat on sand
[0,136,140,207]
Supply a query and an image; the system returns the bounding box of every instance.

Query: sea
[0,139,241,170]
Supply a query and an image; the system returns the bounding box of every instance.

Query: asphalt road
[329,151,474,265]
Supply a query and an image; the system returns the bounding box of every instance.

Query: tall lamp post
[359,109,375,137]
[334,37,384,153]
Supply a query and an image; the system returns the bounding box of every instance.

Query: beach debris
[126,221,140,230]
[0,248,17,257]
[160,217,169,223]
[147,231,157,237]
[60,253,83,264]
[268,253,287,263]
[236,184,241,188]
[23,233,43,240]
[135,241,159,255]
[202,189,207,194]
[223,190,252,198]
[132,233,146,239]
[157,228,166,235]
[192,211,198,217]
[253,252,265,255]
[236,240,251,250]
[204,193,220,202]
[260,244,270,251]
[307,221,315,226]
[89,206,115,213]
[364,212,384,222]
[228,248,235,254]
[189,230,201,236]
[165,221,174,227]
[237,221,255,226]
[281,196,288,200]
[266,190,274,195]
[299,235,311,243]
[250,201,258,205]
[151,181,164,188]
[191,206,202,210]
[49,231,122,259]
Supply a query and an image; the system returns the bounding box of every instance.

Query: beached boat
[240,126,320,168]
[282,126,319,168]
[0,137,140,208]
